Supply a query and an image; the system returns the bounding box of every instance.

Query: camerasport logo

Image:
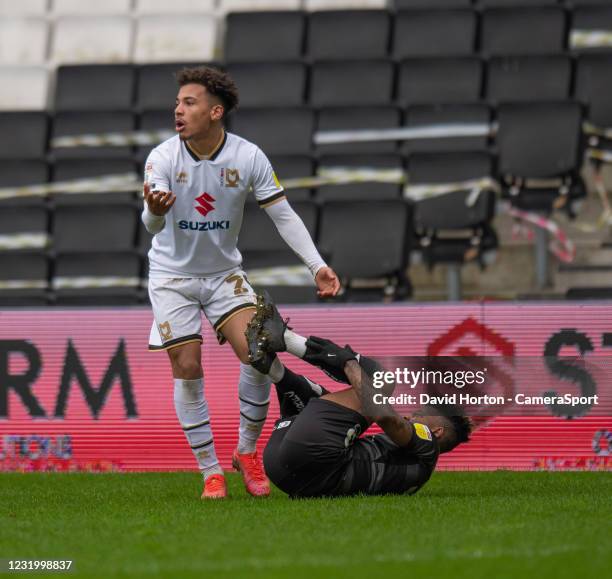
[427,318,516,428]
[195,192,215,217]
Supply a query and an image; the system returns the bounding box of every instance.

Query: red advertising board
[1,303,610,472]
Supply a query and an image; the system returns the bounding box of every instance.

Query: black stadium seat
[479,0,558,6]
[575,54,612,134]
[497,102,585,213]
[226,62,306,107]
[52,251,141,305]
[136,62,216,111]
[224,11,305,62]
[55,65,135,111]
[0,160,48,207]
[316,153,403,202]
[52,204,138,253]
[481,7,566,56]
[408,152,498,300]
[397,57,482,106]
[51,111,135,160]
[267,155,314,202]
[307,10,390,60]
[316,106,401,154]
[0,251,49,306]
[486,55,572,104]
[0,112,47,160]
[229,107,314,155]
[0,205,48,245]
[318,200,411,300]
[572,6,612,53]
[309,60,394,106]
[52,158,137,205]
[393,9,476,58]
[402,104,491,155]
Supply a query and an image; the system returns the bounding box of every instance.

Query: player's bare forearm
[344,360,413,447]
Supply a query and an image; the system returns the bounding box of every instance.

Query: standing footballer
[142,66,340,499]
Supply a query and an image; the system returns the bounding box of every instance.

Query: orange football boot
[201,473,227,499]
[232,449,270,497]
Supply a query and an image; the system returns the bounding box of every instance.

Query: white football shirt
[144,131,285,278]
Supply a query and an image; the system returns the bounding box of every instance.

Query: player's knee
[169,353,202,379]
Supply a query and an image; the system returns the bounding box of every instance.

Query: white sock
[284,329,307,358]
[268,356,285,383]
[237,363,271,454]
[173,378,222,479]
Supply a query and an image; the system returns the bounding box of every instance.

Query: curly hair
[176,66,239,117]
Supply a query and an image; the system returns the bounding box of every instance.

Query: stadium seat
[397,57,482,106]
[575,54,612,133]
[566,287,612,300]
[52,251,142,305]
[307,10,390,60]
[402,104,491,155]
[52,158,137,205]
[51,111,135,160]
[52,205,138,253]
[136,109,174,163]
[0,160,48,207]
[135,0,216,13]
[221,0,302,11]
[318,200,411,300]
[316,153,403,201]
[51,15,133,65]
[481,8,566,56]
[316,106,401,154]
[0,112,47,159]
[229,107,314,155]
[239,201,318,258]
[0,66,48,110]
[0,0,47,15]
[486,55,572,104]
[137,219,153,255]
[393,9,476,58]
[226,62,306,107]
[0,205,48,249]
[224,12,306,62]
[309,60,394,106]
[571,6,612,52]
[134,15,218,63]
[496,102,585,214]
[407,152,498,300]
[52,0,132,13]
[0,17,48,65]
[55,65,136,112]
[305,0,387,9]
[0,251,49,306]
[267,155,314,202]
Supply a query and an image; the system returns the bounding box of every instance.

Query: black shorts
[263,398,437,498]
[263,398,368,498]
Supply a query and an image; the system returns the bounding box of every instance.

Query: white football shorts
[148,269,257,351]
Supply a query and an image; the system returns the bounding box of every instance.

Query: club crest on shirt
[221,168,240,188]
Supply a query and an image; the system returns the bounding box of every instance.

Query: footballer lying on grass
[245,293,473,498]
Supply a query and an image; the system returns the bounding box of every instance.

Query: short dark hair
[415,404,473,453]
[176,66,239,117]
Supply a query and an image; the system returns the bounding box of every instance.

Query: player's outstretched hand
[144,182,176,216]
[305,336,357,372]
[315,266,341,298]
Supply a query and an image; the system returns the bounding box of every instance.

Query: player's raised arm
[141,149,175,234]
[252,149,341,297]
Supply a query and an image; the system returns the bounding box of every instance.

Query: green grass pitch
[1,472,610,579]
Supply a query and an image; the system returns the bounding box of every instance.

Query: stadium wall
[0,303,610,472]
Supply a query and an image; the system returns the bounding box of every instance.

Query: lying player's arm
[344,360,414,448]
[141,182,175,234]
[263,199,340,297]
